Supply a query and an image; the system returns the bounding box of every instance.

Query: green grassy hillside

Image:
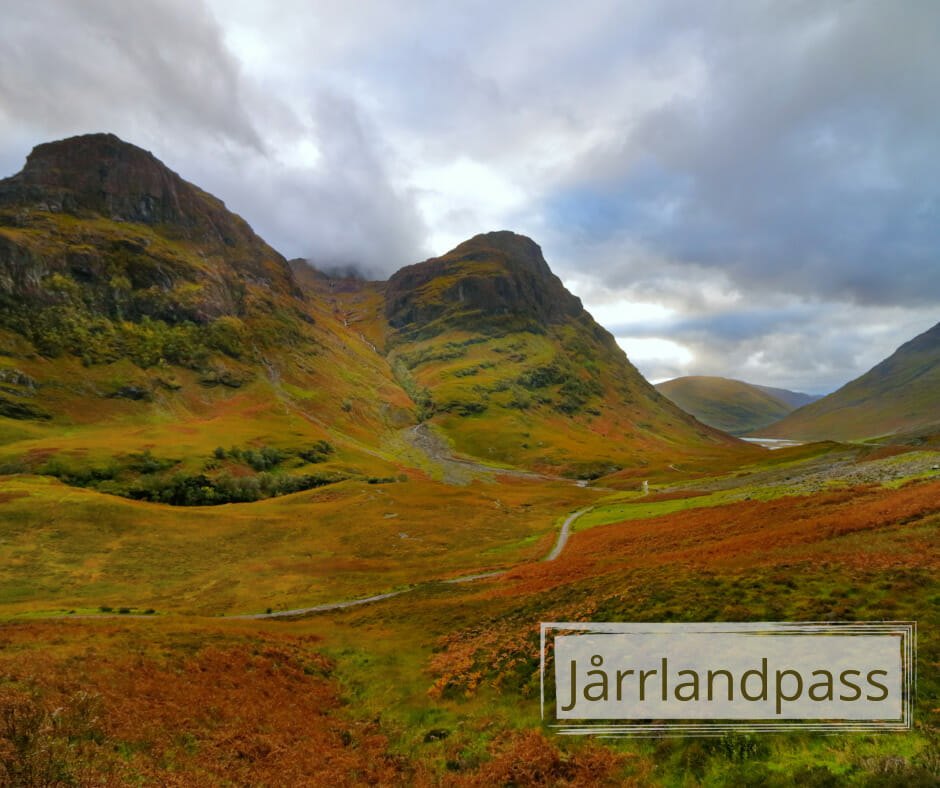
[756,320,940,441]
[0,139,758,493]
[0,135,425,505]
[383,232,752,477]
[656,375,795,434]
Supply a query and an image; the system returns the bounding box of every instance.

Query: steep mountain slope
[756,321,940,441]
[383,232,747,476]
[0,134,415,495]
[752,384,822,409]
[0,132,304,370]
[0,133,301,317]
[656,376,795,434]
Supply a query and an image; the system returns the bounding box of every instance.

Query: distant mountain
[655,376,795,435]
[752,384,822,409]
[755,321,940,442]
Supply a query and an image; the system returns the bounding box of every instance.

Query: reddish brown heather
[0,623,419,786]
[486,479,940,597]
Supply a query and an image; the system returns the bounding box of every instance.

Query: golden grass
[0,472,601,616]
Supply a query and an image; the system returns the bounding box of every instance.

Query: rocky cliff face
[2,134,260,248]
[385,231,583,340]
[1,133,196,224]
[0,133,313,374]
[0,134,299,304]
[0,134,300,331]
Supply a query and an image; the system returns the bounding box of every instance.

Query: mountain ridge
[380,233,745,475]
[752,383,822,409]
[755,320,940,441]
[655,376,796,435]
[0,133,299,329]
[0,133,753,486]
[0,133,281,255]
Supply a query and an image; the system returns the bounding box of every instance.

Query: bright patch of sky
[615,337,695,382]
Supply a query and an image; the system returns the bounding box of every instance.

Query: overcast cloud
[1,0,937,393]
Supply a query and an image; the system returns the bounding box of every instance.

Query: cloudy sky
[2,0,938,393]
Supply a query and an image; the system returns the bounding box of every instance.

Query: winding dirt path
[227,590,407,620]
[40,476,650,621]
[544,507,592,562]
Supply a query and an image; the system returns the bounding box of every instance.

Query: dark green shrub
[299,441,334,463]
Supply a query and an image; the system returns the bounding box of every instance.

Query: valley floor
[1,441,939,786]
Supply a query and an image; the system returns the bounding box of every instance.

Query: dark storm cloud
[545,1,940,307]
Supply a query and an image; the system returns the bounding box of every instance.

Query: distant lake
[740,438,805,450]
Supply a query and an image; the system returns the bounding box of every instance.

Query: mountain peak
[0,133,296,282]
[0,133,197,225]
[385,231,582,339]
[0,133,300,324]
[451,230,547,267]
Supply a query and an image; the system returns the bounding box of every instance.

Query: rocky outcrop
[385,231,583,339]
[4,134,239,239]
[0,133,300,302]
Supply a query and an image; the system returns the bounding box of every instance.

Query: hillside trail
[401,422,553,484]
[227,591,407,620]
[52,486,612,621]
[542,478,649,565]
[543,507,592,562]
[237,504,597,618]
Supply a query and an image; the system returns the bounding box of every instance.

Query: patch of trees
[0,269,305,369]
[35,440,349,506]
[211,441,334,469]
[126,470,342,505]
